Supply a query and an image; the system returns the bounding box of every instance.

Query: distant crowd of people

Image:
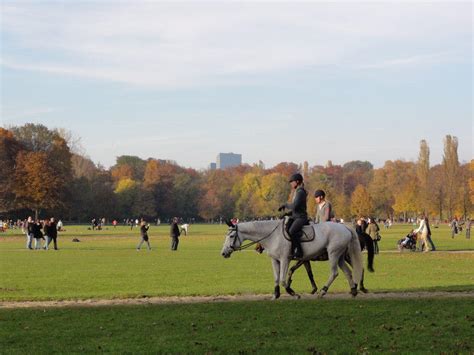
[18,216,63,250]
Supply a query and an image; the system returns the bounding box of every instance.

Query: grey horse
[221,220,363,299]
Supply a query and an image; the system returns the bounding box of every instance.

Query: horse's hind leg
[271,258,281,300]
[338,257,357,297]
[303,261,318,294]
[359,269,368,293]
[319,253,339,298]
[286,260,304,293]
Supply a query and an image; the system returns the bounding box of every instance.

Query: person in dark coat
[45,217,59,250]
[170,217,180,251]
[32,219,44,250]
[278,173,308,258]
[137,220,151,250]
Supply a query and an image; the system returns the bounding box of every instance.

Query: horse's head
[221,221,241,258]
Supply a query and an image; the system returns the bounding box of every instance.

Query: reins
[231,222,281,251]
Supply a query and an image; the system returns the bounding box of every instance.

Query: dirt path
[1,291,473,309]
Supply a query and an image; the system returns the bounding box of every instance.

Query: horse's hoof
[311,288,318,295]
[351,290,358,297]
[360,287,369,293]
[285,287,296,296]
[318,291,326,298]
[271,295,279,301]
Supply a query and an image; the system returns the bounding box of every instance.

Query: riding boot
[293,236,303,258]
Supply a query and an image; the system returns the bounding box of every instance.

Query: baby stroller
[397,231,417,252]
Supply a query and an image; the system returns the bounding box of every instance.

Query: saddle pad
[282,221,316,243]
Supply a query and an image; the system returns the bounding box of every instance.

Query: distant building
[216,153,242,169]
[209,162,217,170]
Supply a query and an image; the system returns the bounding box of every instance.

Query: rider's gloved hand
[278,205,285,212]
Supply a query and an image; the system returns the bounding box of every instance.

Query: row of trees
[1,124,472,222]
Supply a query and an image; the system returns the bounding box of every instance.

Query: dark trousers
[171,236,179,250]
[46,236,58,250]
[288,217,307,253]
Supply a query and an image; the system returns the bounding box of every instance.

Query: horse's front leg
[271,258,281,300]
[319,251,339,298]
[286,260,305,289]
[281,258,300,299]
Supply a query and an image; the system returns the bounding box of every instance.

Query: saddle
[282,216,315,243]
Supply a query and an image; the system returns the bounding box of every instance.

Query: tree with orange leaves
[0,128,23,212]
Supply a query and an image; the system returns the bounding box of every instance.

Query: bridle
[227,222,281,251]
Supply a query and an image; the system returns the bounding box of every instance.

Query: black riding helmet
[289,173,303,183]
[314,189,326,198]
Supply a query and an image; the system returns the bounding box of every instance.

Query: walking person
[47,217,59,250]
[25,216,34,249]
[366,217,380,254]
[43,219,52,250]
[424,216,435,251]
[278,173,308,258]
[33,219,44,250]
[450,218,458,238]
[414,215,432,252]
[136,220,151,251]
[465,218,471,239]
[170,217,180,251]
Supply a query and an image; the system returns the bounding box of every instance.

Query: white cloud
[1,2,471,88]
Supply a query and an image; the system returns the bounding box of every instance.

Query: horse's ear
[225,220,233,227]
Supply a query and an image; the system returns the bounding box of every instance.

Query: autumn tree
[115,155,147,180]
[115,178,139,218]
[368,168,394,219]
[342,161,373,196]
[268,162,300,177]
[392,184,418,222]
[71,154,98,180]
[233,173,262,219]
[259,173,290,217]
[172,171,201,219]
[442,135,460,219]
[429,164,444,220]
[14,151,64,219]
[11,124,72,218]
[198,169,238,220]
[350,185,373,218]
[0,128,22,212]
[456,163,472,219]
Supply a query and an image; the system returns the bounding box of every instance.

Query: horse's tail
[347,226,363,285]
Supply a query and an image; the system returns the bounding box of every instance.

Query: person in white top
[414,216,434,252]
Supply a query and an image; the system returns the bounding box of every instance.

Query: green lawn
[1,224,472,301]
[1,223,473,353]
[1,299,473,353]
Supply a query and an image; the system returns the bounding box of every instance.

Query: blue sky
[1,1,472,169]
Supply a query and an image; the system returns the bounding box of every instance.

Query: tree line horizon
[1,123,472,222]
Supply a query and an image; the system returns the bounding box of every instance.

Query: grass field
[1,223,473,353]
[1,298,473,353]
[0,223,473,301]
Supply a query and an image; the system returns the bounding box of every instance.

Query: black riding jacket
[284,186,308,219]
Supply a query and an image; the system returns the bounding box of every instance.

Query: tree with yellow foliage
[350,185,373,218]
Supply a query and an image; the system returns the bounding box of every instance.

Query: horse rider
[313,189,334,223]
[278,173,308,258]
